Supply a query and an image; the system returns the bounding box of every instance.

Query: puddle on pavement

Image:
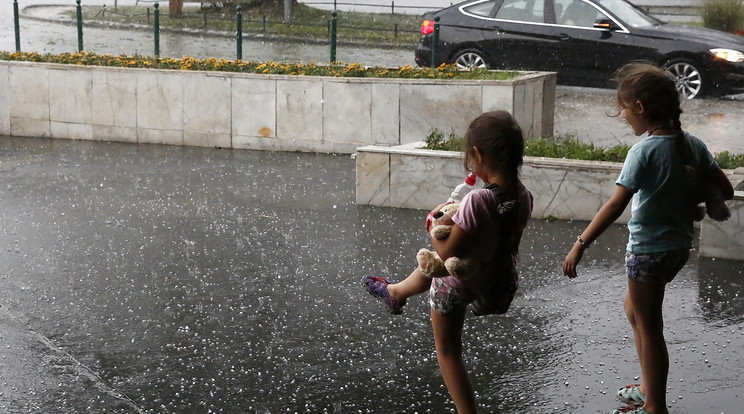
[0,137,742,413]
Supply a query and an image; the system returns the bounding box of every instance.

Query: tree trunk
[169,0,183,18]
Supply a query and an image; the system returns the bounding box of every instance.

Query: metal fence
[10,0,422,63]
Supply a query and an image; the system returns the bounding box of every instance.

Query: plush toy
[416,203,478,280]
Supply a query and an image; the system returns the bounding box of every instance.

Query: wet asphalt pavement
[2,2,744,413]
[1,137,743,414]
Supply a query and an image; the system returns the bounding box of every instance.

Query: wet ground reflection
[0,137,742,413]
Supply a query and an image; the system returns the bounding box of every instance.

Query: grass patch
[69,3,422,46]
[421,128,744,168]
[524,135,630,162]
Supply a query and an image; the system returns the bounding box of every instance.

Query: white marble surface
[232,77,276,140]
[91,69,138,131]
[699,193,744,261]
[136,70,183,133]
[0,61,555,152]
[276,78,323,144]
[356,143,631,222]
[9,64,50,137]
[49,67,92,126]
[0,65,9,135]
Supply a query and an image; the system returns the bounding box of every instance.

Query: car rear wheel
[453,50,487,70]
[663,58,705,99]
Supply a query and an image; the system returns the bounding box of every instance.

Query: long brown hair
[462,111,524,189]
[614,61,684,142]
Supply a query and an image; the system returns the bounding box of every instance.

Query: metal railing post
[76,0,84,52]
[236,5,243,60]
[431,16,440,67]
[330,10,337,63]
[13,0,21,52]
[154,2,160,57]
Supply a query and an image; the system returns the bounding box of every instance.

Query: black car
[414,0,744,99]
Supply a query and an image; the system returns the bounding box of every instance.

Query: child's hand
[563,244,584,279]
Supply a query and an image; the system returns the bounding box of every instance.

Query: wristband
[577,236,590,247]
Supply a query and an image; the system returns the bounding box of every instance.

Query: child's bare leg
[387,267,431,302]
[431,307,477,414]
[624,290,645,391]
[627,278,670,414]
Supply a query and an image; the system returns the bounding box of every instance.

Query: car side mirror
[593,19,617,30]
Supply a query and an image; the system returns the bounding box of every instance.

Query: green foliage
[525,135,630,162]
[422,128,465,151]
[714,151,744,169]
[702,0,744,32]
[421,130,744,168]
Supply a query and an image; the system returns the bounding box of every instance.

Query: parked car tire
[453,49,487,70]
[663,58,706,99]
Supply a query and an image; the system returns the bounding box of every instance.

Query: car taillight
[421,20,434,35]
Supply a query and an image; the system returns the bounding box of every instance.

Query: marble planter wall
[355,142,631,222]
[699,193,744,261]
[0,61,556,153]
[356,143,744,260]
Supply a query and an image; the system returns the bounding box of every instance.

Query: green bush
[714,151,744,169]
[702,0,744,32]
[422,128,465,152]
[421,129,744,169]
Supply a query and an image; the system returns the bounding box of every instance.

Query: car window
[462,0,498,17]
[555,0,605,27]
[495,0,545,23]
[595,0,659,27]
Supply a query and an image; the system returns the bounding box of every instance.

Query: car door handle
[559,33,572,41]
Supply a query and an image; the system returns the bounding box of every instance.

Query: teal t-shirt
[616,132,717,254]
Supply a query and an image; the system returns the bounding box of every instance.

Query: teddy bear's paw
[417,248,447,278]
[445,257,477,280]
[707,201,731,222]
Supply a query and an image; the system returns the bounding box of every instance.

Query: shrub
[422,128,464,151]
[421,130,744,169]
[714,150,744,169]
[702,0,744,32]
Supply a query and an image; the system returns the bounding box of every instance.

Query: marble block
[91,69,138,129]
[182,72,231,137]
[699,193,744,261]
[0,65,9,135]
[370,82,400,146]
[276,79,322,143]
[232,77,276,139]
[51,121,94,141]
[323,81,373,145]
[136,70,183,131]
[521,158,628,223]
[49,68,92,125]
[9,65,49,122]
[400,83,482,145]
[355,150,390,206]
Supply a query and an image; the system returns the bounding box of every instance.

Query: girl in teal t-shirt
[563,62,734,414]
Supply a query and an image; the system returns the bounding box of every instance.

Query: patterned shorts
[429,268,518,316]
[624,249,690,285]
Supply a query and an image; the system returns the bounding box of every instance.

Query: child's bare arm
[430,224,471,262]
[563,185,633,278]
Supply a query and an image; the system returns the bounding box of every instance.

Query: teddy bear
[416,203,478,280]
